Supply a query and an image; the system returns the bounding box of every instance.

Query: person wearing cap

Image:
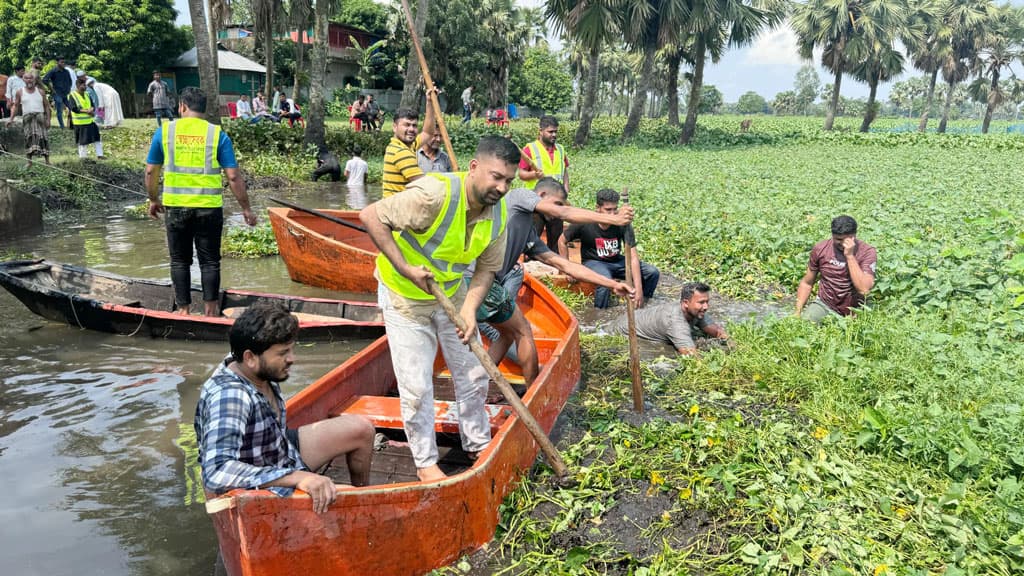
[147,71,174,127]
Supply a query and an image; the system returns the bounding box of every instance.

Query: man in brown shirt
[360,136,518,482]
[796,215,877,322]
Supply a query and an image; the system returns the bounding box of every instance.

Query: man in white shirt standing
[344,145,368,187]
[461,86,473,124]
[5,66,25,120]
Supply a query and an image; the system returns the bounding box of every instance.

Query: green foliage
[698,85,723,114]
[736,91,768,114]
[0,0,189,88]
[509,46,574,114]
[123,203,149,220]
[222,224,278,258]
[772,90,801,115]
[333,0,390,37]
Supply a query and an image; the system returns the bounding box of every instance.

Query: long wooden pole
[268,197,367,233]
[399,0,459,171]
[620,189,644,413]
[426,279,569,479]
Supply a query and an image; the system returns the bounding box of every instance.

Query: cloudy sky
[172,0,895,102]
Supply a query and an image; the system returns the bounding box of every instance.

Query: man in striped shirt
[382,101,437,197]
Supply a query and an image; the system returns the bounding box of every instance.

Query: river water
[0,184,380,576]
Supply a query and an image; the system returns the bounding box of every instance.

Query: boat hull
[269,207,378,293]
[209,274,580,576]
[0,260,384,341]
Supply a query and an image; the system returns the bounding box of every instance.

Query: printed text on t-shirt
[596,237,621,258]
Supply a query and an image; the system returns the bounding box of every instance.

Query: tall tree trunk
[982,68,999,134]
[825,65,843,131]
[400,0,429,111]
[938,77,955,133]
[189,0,220,124]
[680,37,706,145]
[860,76,879,132]
[623,37,656,139]
[293,30,306,101]
[666,51,681,126]
[304,0,329,149]
[264,33,275,101]
[575,47,601,147]
[918,67,938,132]
[207,0,221,117]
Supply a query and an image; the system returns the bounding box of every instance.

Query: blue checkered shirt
[194,357,307,497]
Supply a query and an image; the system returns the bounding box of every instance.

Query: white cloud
[742,25,805,67]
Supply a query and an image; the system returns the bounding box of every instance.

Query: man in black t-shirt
[559,188,659,308]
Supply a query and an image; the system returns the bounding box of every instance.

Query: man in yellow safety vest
[144,86,257,317]
[359,135,520,482]
[517,115,569,252]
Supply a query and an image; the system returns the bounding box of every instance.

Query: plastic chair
[226,101,238,119]
[348,106,362,131]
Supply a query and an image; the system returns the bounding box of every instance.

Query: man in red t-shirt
[795,215,877,322]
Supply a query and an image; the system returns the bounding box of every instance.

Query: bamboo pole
[399,0,459,170]
[620,189,644,413]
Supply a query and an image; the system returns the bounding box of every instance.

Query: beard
[256,357,290,382]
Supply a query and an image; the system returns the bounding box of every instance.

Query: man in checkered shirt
[195,301,375,513]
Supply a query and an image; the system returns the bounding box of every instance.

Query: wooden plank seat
[6,263,50,276]
[84,293,143,307]
[329,395,513,435]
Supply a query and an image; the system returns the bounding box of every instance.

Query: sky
[171,0,921,103]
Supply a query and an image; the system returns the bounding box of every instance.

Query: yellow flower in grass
[650,471,665,486]
[689,404,699,417]
[679,487,693,500]
[707,437,716,447]
[812,426,828,440]
[661,511,672,522]
[873,565,889,576]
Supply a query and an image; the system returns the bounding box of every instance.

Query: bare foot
[417,465,447,482]
[204,302,220,317]
[174,307,192,316]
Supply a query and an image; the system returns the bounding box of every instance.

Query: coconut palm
[399,0,429,110]
[937,0,991,132]
[968,5,1024,133]
[290,0,313,101]
[680,0,787,144]
[547,0,624,145]
[850,43,906,131]
[187,0,220,123]
[620,0,690,139]
[253,0,284,100]
[905,0,952,131]
[304,0,331,149]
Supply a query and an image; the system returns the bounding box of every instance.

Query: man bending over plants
[609,281,729,356]
[795,215,877,322]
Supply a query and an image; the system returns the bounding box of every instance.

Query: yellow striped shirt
[382,135,423,197]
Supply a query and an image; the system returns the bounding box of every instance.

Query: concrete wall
[0,180,42,234]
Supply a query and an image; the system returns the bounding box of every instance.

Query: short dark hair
[475,135,521,165]
[75,76,86,87]
[831,215,858,236]
[535,177,566,199]
[229,301,299,363]
[394,107,419,122]
[680,282,711,302]
[352,145,362,156]
[539,115,559,130]
[15,65,24,72]
[57,56,65,61]
[595,188,619,206]
[179,86,207,113]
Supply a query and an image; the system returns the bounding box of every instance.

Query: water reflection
[0,186,380,575]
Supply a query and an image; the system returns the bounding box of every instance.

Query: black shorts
[286,428,300,451]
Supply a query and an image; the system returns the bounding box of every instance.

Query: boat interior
[286,211,378,253]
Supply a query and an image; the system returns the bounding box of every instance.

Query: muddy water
[0,184,380,576]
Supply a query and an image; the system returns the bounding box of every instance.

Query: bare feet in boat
[417,465,447,482]
[174,306,191,316]
[204,301,220,317]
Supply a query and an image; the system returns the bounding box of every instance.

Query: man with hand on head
[359,135,518,482]
[610,282,729,356]
[195,301,374,514]
[796,215,877,322]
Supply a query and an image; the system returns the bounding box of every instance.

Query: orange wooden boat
[206,273,580,576]
[268,207,378,293]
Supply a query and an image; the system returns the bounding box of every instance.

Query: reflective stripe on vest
[522,141,565,190]
[376,173,507,300]
[69,91,93,126]
[161,118,224,208]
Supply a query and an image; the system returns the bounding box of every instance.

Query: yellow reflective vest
[69,91,94,126]
[161,118,224,208]
[522,140,566,190]
[376,173,507,300]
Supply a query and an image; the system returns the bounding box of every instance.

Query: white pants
[78,142,103,158]
[378,284,491,468]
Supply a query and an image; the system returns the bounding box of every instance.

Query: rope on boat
[123,308,149,337]
[67,293,84,329]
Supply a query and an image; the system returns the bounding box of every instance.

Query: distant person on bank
[795,215,877,322]
[68,77,103,159]
[194,301,374,514]
[611,282,729,356]
[145,86,257,317]
[558,188,660,309]
[9,71,51,167]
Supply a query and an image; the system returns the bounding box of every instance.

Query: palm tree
[547,0,624,146]
[905,0,951,131]
[850,44,906,131]
[209,0,231,107]
[399,0,429,110]
[793,0,901,131]
[290,0,313,101]
[187,0,220,123]
[620,0,689,139]
[937,0,991,132]
[970,4,1023,133]
[304,0,331,149]
[479,0,542,108]
[253,0,283,100]
[680,0,786,144]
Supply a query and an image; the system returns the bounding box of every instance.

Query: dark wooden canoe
[268,207,378,293]
[0,259,384,341]
[207,273,580,576]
